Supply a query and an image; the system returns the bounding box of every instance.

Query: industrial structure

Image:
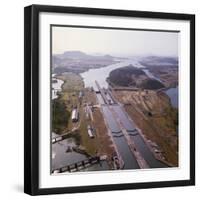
[71,108,79,122]
[87,125,94,138]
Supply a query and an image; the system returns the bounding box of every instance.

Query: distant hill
[138,56,178,88]
[139,56,178,68]
[58,51,89,59]
[53,51,114,62]
[63,50,86,57]
[52,51,117,74]
[140,79,165,90]
[108,65,165,90]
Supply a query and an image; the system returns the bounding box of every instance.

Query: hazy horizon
[52,26,179,57]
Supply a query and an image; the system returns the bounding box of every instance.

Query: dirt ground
[84,90,115,159]
[77,89,115,162]
[92,107,115,160]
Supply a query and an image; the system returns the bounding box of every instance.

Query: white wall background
[0,0,199,199]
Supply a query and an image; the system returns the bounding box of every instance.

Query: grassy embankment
[53,73,100,156]
[52,72,83,134]
[78,89,99,155]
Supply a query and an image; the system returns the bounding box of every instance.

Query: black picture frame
[24,4,195,196]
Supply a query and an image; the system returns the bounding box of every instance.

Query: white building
[71,108,79,122]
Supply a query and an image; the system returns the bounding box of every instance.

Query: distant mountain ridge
[62,51,88,59]
[52,51,117,74]
[53,51,114,61]
[139,56,178,67]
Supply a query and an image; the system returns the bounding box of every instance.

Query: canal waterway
[165,86,178,108]
[52,57,174,171]
[52,132,109,172]
[52,132,86,170]
[101,104,167,169]
[80,59,169,169]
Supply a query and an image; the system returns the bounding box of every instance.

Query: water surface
[80,59,143,89]
[52,77,64,99]
[165,87,178,108]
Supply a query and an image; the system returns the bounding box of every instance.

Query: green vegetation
[54,73,84,130]
[140,79,165,90]
[52,99,70,134]
[108,65,164,89]
[53,72,99,156]
[109,65,145,87]
[163,107,178,131]
[63,130,82,146]
[78,113,99,156]
[56,73,84,92]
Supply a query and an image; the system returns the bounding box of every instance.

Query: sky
[52,26,179,57]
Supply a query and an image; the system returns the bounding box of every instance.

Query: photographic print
[51,26,179,174]
[24,5,195,195]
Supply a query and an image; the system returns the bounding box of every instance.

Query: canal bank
[165,86,178,108]
[52,75,110,173]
